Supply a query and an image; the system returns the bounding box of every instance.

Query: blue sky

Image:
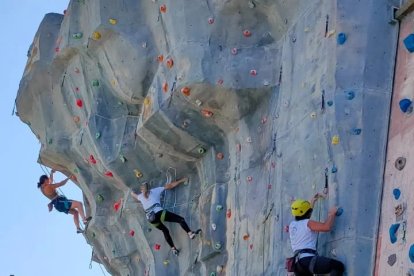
[0,1,104,275]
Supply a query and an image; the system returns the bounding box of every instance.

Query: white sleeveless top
[289,219,317,254]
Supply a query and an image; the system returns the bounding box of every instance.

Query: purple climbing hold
[404,34,414,53]
[410,244,414,262]
[389,223,400,244]
[399,99,412,113]
[393,188,401,200]
[337,33,347,45]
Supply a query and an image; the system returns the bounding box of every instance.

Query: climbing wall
[376,6,414,275]
[15,0,398,275]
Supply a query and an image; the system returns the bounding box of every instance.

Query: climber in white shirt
[289,193,345,275]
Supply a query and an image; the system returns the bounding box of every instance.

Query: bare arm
[49,169,56,184]
[164,177,188,190]
[309,193,325,208]
[308,206,338,232]
[53,177,70,188]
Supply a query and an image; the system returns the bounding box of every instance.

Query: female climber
[289,193,345,275]
[37,169,91,234]
[131,177,200,256]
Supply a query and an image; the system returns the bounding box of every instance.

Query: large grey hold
[387,254,396,266]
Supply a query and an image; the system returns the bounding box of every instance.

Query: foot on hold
[171,247,180,256]
[188,229,202,239]
[76,228,84,234]
[83,216,92,224]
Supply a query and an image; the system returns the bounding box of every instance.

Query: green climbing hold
[48,138,53,144]
[74,168,79,173]
[198,147,206,154]
[95,132,101,139]
[92,80,100,87]
[72,32,83,39]
[96,194,104,202]
[120,155,127,163]
[210,273,216,276]
[214,242,222,250]
[216,205,223,211]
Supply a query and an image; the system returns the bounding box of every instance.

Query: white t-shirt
[133,187,165,213]
[289,219,317,255]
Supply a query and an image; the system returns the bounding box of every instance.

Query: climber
[37,169,91,234]
[131,177,199,256]
[289,193,345,276]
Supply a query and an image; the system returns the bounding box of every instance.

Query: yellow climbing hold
[310,112,317,119]
[326,29,336,38]
[92,31,101,40]
[332,135,340,145]
[111,80,117,86]
[109,18,117,25]
[163,260,169,266]
[134,169,143,178]
[144,97,151,106]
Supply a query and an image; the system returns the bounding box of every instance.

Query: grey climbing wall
[16,0,398,275]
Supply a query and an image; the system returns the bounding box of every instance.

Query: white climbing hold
[211,223,217,231]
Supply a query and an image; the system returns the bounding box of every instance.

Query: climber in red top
[37,169,91,233]
[131,177,200,256]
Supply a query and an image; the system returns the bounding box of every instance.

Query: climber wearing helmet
[289,193,345,275]
[37,169,91,234]
[131,178,199,257]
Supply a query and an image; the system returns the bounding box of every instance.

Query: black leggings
[295,256,345,276]
[153,210,191,248]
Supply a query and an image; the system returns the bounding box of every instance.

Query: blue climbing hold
[336,207,343,216]
[331,165,337,173]
[346,91,355,100]
[404,34,414,53]
[399,99,412,113]
[337,33,347,45]
[389,223,400,244]
[409,244,414,262]
[327,100,333,106]
[393,188,401,200]
[352,128,362,135]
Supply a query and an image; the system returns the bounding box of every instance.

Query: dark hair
[295,208,313,221]
[37,175,49,188]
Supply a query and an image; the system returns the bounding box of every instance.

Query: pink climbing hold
[284,225,289,232]
[243,30,252,37]
[208,17,214,24]
[89,155,97,164]
[217,79,224,85]
[236,143,241,152]
[247,176,253,182]
[216,152,224,160]
[129,230,135,237]
[154,244,161,250]
[105,171,114,177]
[55,47,60,53]
[249,244,253,250]
[250,69,257,76]
[261,116,267,124]
[74,67,80,74]
[76,99,83,108]
[231,48,238,55]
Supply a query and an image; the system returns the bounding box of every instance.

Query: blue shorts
[51,196,73,214]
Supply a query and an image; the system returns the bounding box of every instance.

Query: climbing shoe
[83,216,92,224]
[188,229,202,239]
[171,248,180,256]
[76,228,84,234]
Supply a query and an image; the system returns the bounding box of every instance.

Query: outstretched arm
[165,177,188,190]
[49,169,56,184]
[308,206,338,232]
[53,177,70,188]
[309,192,325,208]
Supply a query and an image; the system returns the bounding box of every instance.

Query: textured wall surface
[16,0,398,275]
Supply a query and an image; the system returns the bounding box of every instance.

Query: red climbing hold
[226,209,231,218]
[208,17,214,24]
[181,86,191,96]
[113,199,122,212]
[166,58,174,69]
[250,69,257,76]
[157,54,164,62]
[105,171,114,177]
[129,230,135,237]
[216,152,224,160]
[243,30,252,37]
[76,99,83,108]
[160,4,167,13]
[201,109,214,118]
[55,47,60,53]
[162,82,168,93]
[89,155,97,164]
[154,244,161,250]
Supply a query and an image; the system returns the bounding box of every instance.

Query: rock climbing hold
[134,169,143,178]
[157,54,164,62]
[231,48,238,55]
[243,234,250,241]
[216,205,223,211]
[92,31,101,40]
[154,244,161,251]
[331,165,337,173]
[327,100,333,106]
[159,4,167,13]
[246,137,252,143]
[109,18,117,25]
[95,132,101,139]
[144,97,151,106]
[395,157,406,171]
[236,144,241,152]
[261,116,268,124]
[129,230,135,237]
[92,80,100,87]
[336,207,343,216]
[284,225,289,232]
[404,34,414,53]
[96,194,104,203]
[195,99,202,106]
[243,30,252,37]
[387,253,397,266]
[337,33,347,45]
[76,99,83,108]
[55,47,60,53]
[210,272,216,276]
[198,147,206,154]
[214,242,222,250]
[410,244,414,262]
[92,232,96,238]
[217,79,224,85]
[201,109,214,118]
[331,135,340,145]
[399,99,412,113]
[346,91,355,100]
[268,184,272,189]
[163,260,169,266]
[393,188,401,200]
[395,204,404,217]
[119,155,127,163]
[182,119,191,128]
[389,223,400,244]
[208,17,214,24]
[105,171,114,177]
[181,86,191,96]
[113,199,122,212]
[352,128,362,135]
[216,266,224,273]
[216,152,224,160]
[89,155,97,164]
[310,112,317,119]
[226,209,231,218]
[48,138,53,144]
[250,69,257,76]
[72,32,83,39]
[247,176,253,182]
[248,1,256,8]
[165,58,174,69]
[211,223,217,231]
[162,82,168,93]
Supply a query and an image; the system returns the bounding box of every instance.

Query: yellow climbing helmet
[291,199,311,216]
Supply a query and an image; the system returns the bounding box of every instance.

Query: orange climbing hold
[105,171,114,177]
[89,155,97,164]
[129,230,135,237]
[243,234,250,240]
[166,58,174,69]
[201,109,214,118]
[243,30,252,37]
[160,4,167,13]
[157,54,164,62]
[162,82,168,93]
[76,99,83,108]
[181,86,191,96]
